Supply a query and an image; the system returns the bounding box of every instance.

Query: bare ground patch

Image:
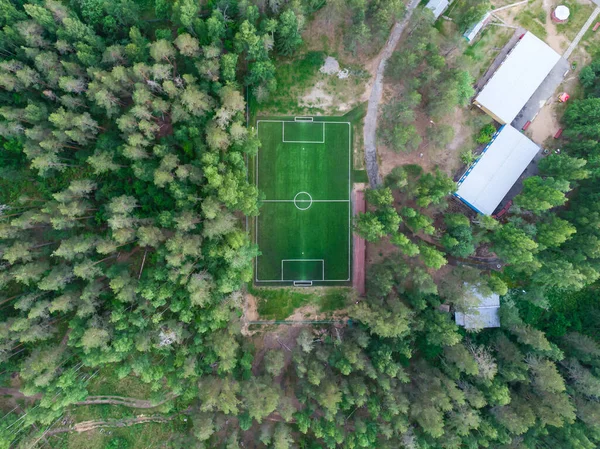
[378,103,469,179]
[526,50,590,143]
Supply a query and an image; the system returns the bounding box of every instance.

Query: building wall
[473,101,506,125]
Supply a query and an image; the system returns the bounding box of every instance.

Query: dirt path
[74,394,178,408]
[0,387,175,410]
[46,414,179,437]
[363,0,421,187]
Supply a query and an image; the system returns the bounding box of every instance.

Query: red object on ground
[493,200,513,219]
[353,190,366,297]
[558,92,570,102]
[522,121,531,131]
[593,22,600,31]
[554,128,564,138]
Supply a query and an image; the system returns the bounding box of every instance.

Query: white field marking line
[262,200,350,202]
[254,120,352,283]
[282,121,325,143]
[295,116,314,122]
[281,259,325,281]
[294,191,313,210]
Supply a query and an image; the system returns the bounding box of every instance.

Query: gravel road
[363,0,421,187]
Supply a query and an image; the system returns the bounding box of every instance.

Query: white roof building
[426,0,450,19]
[455,290,501,329]
[463,12,491,42]
[474,32,561,124]
[454,125,539,215]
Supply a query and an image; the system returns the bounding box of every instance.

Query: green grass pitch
[253,118,352,285]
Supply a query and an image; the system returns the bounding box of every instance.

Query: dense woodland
[0,0,600,448]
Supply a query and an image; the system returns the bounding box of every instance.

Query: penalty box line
[282,121,325,144]
[281,259,325,282]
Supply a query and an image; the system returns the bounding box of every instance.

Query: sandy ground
[543,0,571,53]
[527,101,562,142]
[299,80,337,110]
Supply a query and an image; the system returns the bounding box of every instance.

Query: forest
[0,0,600,448]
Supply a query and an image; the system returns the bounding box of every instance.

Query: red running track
[353,190,366,296]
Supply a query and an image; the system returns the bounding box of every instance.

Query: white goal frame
[254,118,352,283]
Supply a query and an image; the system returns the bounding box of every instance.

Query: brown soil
[299,4,378,116]
[157,115,173,138]
[286,304,320,321]
[366,236,400,266]
[241,292,259,336]
[431,263,455,288]
[543,0,571,53]
[378,107,466,179]
[302,4,382,66]
[251,325,304,376]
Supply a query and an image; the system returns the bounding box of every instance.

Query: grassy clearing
[51,368,185,449]
[54,421,185,449]
[514,0,547,40]
[464,26,514,78]
[342,102,367,170]
[583,23,600,57]
[251,50,369,116]
[250,286,351,320]
[556,0,596,41]
[86,369,152,399]
[319,291,349,312]
[256,51,325,114]
[252,287,314,319]
[516,10,548,40]
[248,51,325,116]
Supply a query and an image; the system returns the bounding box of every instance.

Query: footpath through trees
[363,0,421,187]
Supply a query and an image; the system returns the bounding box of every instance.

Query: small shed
[463,12,491,42]
[455,290,501,329]
[426,0,450,19]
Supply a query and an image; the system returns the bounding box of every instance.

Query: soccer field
[253,118,352,286]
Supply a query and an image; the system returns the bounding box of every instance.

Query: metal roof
[455,290,501,329]
[454,125,539,215]
[426,0,449,19]
[474,32,561,124]
[463,12,491,41]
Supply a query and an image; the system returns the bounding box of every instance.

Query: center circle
[294,192,313,210]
